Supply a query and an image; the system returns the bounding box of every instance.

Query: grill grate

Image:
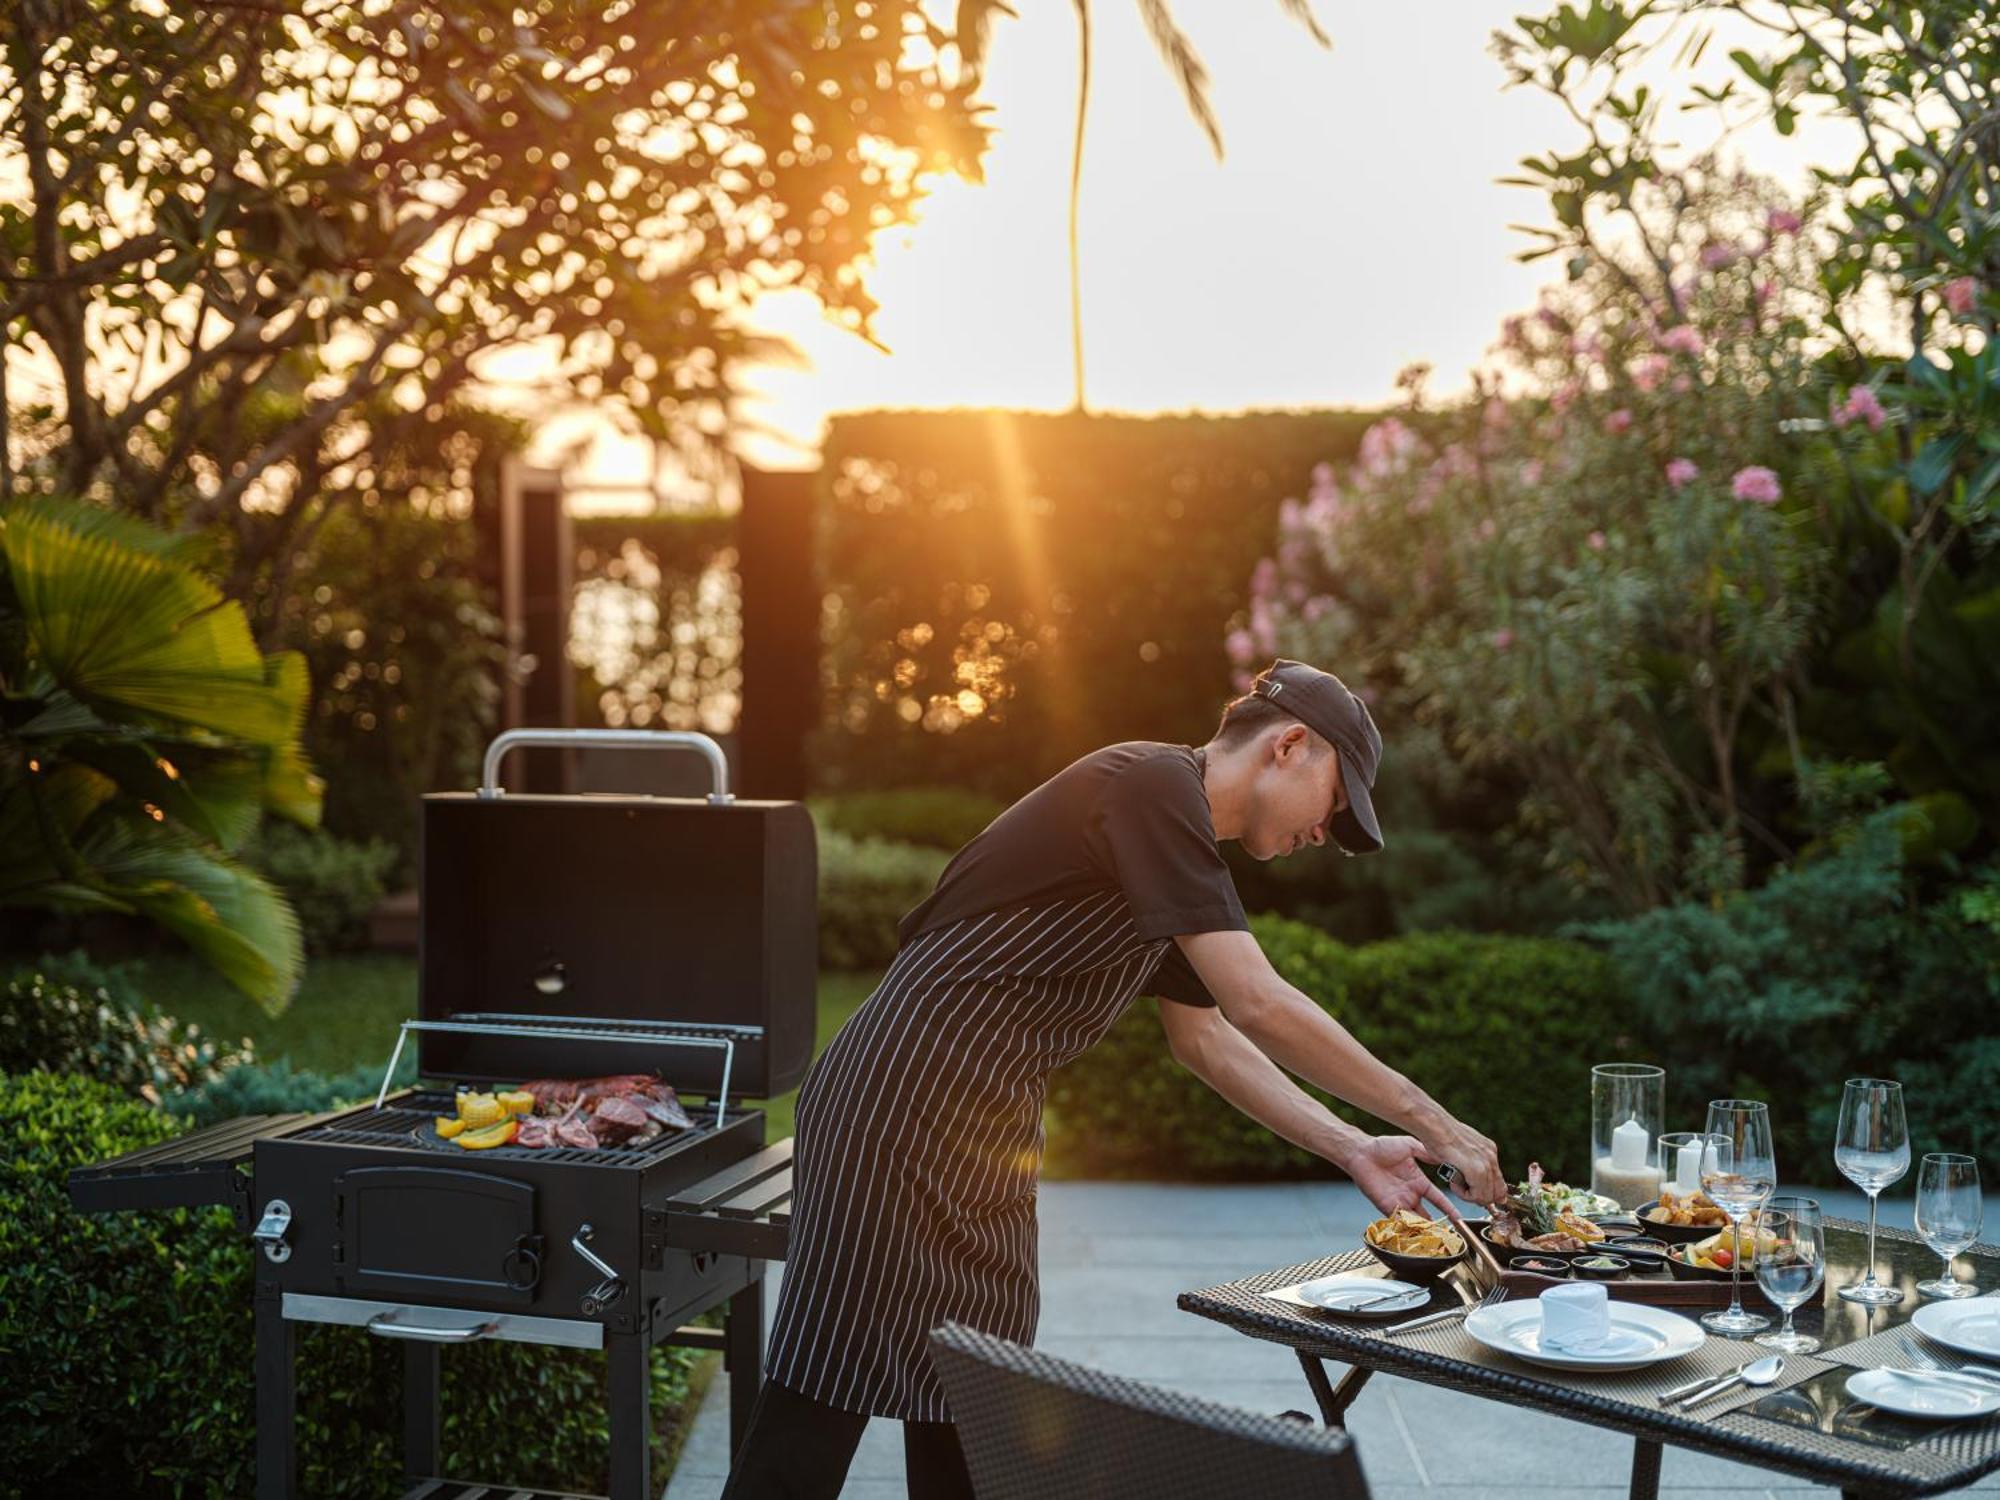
[289,1092,714,1167]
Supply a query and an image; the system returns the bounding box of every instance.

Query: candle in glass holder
[1593,1116,1663,1206]
[1591,1064,1665,1209]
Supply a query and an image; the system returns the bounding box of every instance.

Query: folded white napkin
[1539,1281,1611,1353]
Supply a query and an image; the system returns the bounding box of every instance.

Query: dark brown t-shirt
[895,741,1249,1006]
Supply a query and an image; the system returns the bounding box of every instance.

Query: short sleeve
[1087,751,1249,945]
[1146,940,1223,1008]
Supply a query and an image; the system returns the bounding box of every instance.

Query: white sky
[527,1,1857,492]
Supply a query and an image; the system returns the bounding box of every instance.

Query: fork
[1385,1282,1508,1335]
[1904,1342,2000,1386]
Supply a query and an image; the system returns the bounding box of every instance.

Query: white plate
[1846,1368,2000,1421]
[1912,1300,2000,1361]
[1286,1273,1429,1317]
[1463,1300,1706,1372]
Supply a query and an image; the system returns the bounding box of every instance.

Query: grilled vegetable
[498,1090,536,1117]
[434,1116,468,1140]
[454,1118,520,1150]
[455,1092,506,1128]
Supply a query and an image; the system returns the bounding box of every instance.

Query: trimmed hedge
[811,786,1005,852]
[0,1072,695,1498]
[1045,917,1628,1182]
[818,828,948,970]
[246,821,398,954]
[0,973,252,1105]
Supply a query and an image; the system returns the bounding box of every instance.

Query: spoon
[1679,1354,1785,1409]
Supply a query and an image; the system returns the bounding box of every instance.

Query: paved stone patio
[666,1182,1995,1499]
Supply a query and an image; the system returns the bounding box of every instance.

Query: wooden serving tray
[1457,1215,1775,1308]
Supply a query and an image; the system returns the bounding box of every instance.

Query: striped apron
[764,888,1171,1421]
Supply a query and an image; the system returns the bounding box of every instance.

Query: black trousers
[721,1378,975,1500]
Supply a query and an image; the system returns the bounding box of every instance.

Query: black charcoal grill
[69,731,812,1500]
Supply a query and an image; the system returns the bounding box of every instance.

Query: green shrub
[166,1053,416,1129]
[818,829,948,970]
[812,786,1006,851]
[246,821,399,954]
[1046,917,1626,1181]
[0,973,253,1105]
[0,1072,696,1498]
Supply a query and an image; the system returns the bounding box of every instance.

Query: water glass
[1834,1078,1909,1305]
[1915,1153,1983,1300]
[1754,1197,1825,1354]
[1700,1103,1775,1336]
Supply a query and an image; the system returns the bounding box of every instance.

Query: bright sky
[534,1,1854,492]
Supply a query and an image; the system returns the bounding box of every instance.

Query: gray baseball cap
[1250,659,1384,855]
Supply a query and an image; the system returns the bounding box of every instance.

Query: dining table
[1177,1217,2000,1499]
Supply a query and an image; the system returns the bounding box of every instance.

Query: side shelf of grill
[652,1137,794,1262]
[67,1111,326,1226]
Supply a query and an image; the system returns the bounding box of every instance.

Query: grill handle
[478,728,733,804]
[365,1311,500,1343]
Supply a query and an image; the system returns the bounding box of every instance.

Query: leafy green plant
[246,821,398,954]
[0,500,318,1007]
[817,829,949,971]
[811,786,1008,851]
[165,1053,414,1130]
[0,972,252,1105]
[0,1071,696,1497]
[1046,917,1624,1181]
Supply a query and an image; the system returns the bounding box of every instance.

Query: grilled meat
[590,1095,651,1144]
[553,1104,600,1150]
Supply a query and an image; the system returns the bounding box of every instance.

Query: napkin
[1539,1281,1611,1353]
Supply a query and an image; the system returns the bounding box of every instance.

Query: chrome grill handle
[366,1311,499,1343]
[571,1223,627,1316]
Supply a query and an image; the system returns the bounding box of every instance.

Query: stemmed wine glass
[1915,1153,1983,1299]
[1835,1078,1909,1305]
[1754,1197,1825,1354]
[1700,1103,1776,1336]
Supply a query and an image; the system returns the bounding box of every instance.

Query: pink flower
[1490,628,1515,651]
[1631,354,1671,392]
[1658,325,1705,357]
[1833,385,1886,432]
[1603,408,1633,435]
[1225,629,1256,666]
[1766,208,1803,237]
[1700,241,1739,270]
[1477,517,1498,540]
[1943,276,1979,316]
[1358,418,1417,477]
[1753,279,1775,307]
[1731,466,1782,504]
[1303,595,1331,622]
[1587,530,1608,551]
[1551,380,1581,413]
[1520,459,1545,486]
[1666,457,1699,489]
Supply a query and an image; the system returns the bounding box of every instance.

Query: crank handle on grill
[571,1223,627,1316]
[366,1312,499,1343]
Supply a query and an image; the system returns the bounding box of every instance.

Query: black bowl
[1603,1237,1670,1268]
[1572,1254,1632,1281]
[1480,1224,1628,1264]
[1508,1255,1572,1278]
[1363,1227,1471,1285]
[1663,1245,1738,1281]
[1633,1201,1732,1245]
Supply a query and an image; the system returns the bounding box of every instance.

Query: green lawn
[128,951,880,1135]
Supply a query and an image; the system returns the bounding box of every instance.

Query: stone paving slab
[664,1180,1986,1499]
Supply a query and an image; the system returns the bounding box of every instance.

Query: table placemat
[1822,1289,2000,1373]
[1374,1304,1832,1419]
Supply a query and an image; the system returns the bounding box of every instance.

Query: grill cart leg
[255,1286,298,1500]
[1295,1352,1372,1428]
[404,1341,441,1482]
[609,1329,652,1500]
[1629,1436,1662,1500]
[725,1277,765,1454]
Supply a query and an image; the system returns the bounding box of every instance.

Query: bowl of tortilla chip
[1362,1210,1470,1283]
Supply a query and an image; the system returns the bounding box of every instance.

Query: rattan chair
[929,1324,1373,1499]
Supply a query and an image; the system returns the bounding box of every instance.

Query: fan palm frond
[1135,0,1223,159]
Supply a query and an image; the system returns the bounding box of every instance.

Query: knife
[1659,1359,1750,1405]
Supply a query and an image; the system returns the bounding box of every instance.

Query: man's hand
[1420,1120,1504,1206]
[1341,1134,1464,1220]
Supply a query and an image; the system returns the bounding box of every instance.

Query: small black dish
[1664,1246,1738,1281]
[1608,1237,1670,1267]
[1571,1254,1632,1281]
[1508,1254,1572,1278]
[1632,1201,1728,1245]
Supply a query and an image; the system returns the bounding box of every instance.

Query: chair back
[929,1324,1372,1500]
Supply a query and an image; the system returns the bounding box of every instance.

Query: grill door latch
[253,1199,293,1264]
[571,1223,626,1316]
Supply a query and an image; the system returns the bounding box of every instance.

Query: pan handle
[478,728,732,803]
[366,1311,500,1343]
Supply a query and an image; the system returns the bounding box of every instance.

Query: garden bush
[1046,916,1625,1182]
[0,972,252,1105]
[0,1072,697,1499]
[166,1053,417,1130]
[811,786,1006,851]
[818,829,949,971]
[245,821,399,954]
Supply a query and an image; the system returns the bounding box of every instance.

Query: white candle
[1674,1140,1703,1195]
[1611,1116,1648,1172]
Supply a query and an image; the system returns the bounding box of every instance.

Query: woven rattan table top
[1177,1217,2000,1497]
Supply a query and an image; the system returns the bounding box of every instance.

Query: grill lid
[417,731,816,1099]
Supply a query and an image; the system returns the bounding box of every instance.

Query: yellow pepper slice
[454,1118,520,1150]
[498,1090,536,1117]
[434,1116,468,1140]
[455,1093,505,1128]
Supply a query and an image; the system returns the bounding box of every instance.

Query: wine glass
[1914,1153,1983,1299]
[1834,1078,1910,1305]
[1754,1197,1825,1354]
[1700,1103,1776,1336]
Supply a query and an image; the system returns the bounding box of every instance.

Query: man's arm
[1157,999,1472,1218]
[1173,928,1505,1203]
